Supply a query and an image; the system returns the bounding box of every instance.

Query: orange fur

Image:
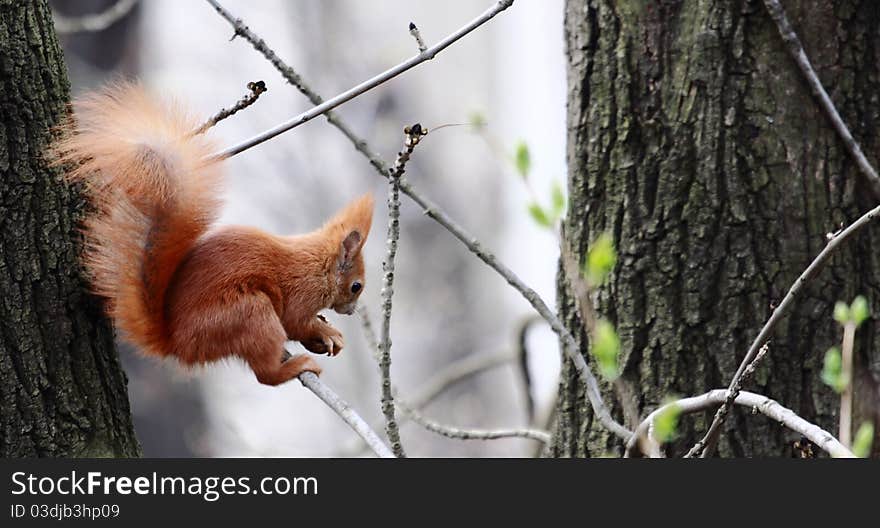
[55,82,374,386]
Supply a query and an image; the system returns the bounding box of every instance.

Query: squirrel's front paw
[302,324,344,357]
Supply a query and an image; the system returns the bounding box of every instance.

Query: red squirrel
[55,83,373,386]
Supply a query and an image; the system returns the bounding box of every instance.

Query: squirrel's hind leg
[239,294,322,386]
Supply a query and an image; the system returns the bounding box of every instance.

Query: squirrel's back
[55,82,225,356]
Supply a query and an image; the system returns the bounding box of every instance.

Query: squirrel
[55,83,374,386]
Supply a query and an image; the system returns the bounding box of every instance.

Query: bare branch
[560,238,641,430]
[205,0,515,160]
[206,0,630,440]
[408,350,516,410]
[204,0,388,175]
[626,390,855,459]
[398,400,551,444]
[686,343,770,458]
[762,0,880,199]
[839,322,856,448]
[357,308,515,412]
[296,371,394,458]
[193,81,267,135]
[375,126,427,458]
[341,312,516,456]
[53,0,138,34]
[356,305,381,361]
[516,316,542,424]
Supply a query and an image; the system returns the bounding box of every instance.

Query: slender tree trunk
[555,0,880,457]
[0,0,140,457]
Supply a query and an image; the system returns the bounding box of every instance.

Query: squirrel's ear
[325,193,374,272]
[337,230,363,272]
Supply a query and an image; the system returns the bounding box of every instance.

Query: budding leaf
[833,301,851,325]
[591,319,620,380]
[851,295,869,328]
[514,141,531,179]
[468,111,487,129]
[551,181,566,216]
[527,203,553,228]
[852,422,874,458]
[585,232,617,286]
[821,346,847,393]
[653,402,681,443]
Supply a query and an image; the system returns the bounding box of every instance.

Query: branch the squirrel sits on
[55,82,374,386]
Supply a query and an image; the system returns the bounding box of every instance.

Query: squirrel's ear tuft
[327,193,374,271]
[341,193,374,240]
[328,193,373,241]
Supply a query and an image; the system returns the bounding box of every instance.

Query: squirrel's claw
[329,334,344,356]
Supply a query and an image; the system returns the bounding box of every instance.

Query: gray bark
[0,0,140,457]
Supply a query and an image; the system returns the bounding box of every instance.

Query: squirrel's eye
[350,281,362,294]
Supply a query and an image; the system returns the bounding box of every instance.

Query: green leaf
[527,203,553,228]
[551,181,566,216]
[833,301,851,325]
[821,346,847,393]
[585,232,617,286]
[852,422,875,458]
[468,111,487,129]
[514,141,531,179]
[591,319,620,380]
[653,402,681,443]
[851,295,870,327]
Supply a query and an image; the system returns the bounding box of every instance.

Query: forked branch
[626,390,854,459]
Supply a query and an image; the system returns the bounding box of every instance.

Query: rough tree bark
[555,0,880,457]
[0,0,140,457]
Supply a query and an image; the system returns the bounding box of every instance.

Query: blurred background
[51,0,566,457]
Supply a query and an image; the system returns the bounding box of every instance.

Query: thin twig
[560,239,641,430]
[343,356,530,456]
[398,400,551,444]
[206,0,630,440]
[408,22,427,52]
[762,0,880,199]
[687,343,770,458]
[375,126,426,458]
[342,311,516,456]
[205,0,516,160]
[53,0,138,34]
[516,315,542,423]
[625,390,855,458]
[391,124,428,178]
[296,371,394,458]
[205,0,388,175]
[358,307,515,412]
[408,350,516,410]
[193,81,267,135]
[839,322,855,448]
[356,305,381,361]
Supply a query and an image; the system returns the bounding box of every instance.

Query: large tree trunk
[555,0,880,457]
[0,0,140,457]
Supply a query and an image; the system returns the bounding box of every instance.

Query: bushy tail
[55,82,224,356]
